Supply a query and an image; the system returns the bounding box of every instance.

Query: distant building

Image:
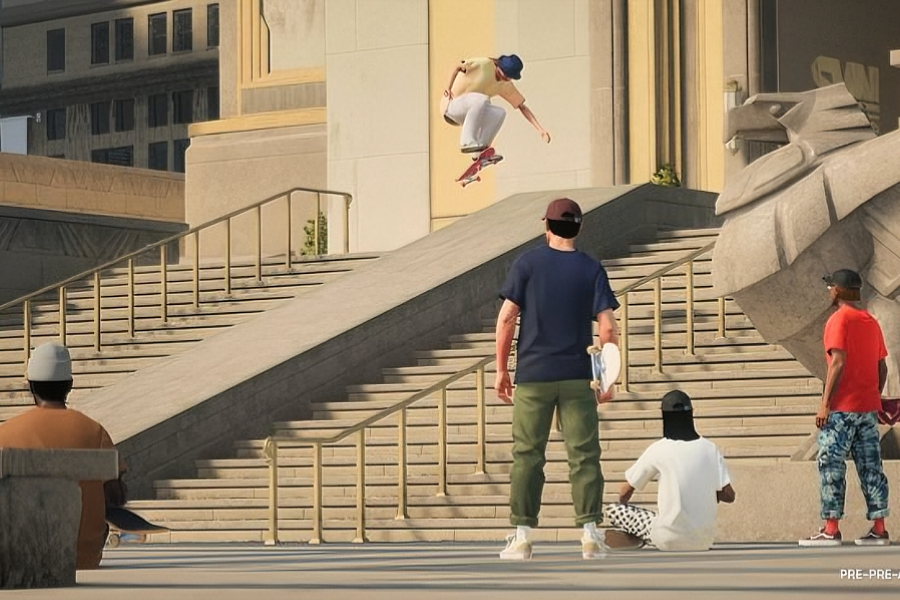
[0,0,219,172]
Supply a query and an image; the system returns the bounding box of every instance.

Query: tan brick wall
[0,153,184,222]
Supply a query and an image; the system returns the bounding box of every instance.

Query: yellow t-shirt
[450,57,526,108]
[0,406,124,570]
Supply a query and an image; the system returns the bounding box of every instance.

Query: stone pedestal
[0,448,118,590]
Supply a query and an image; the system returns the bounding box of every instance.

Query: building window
[148,141,168,171]
[90,101,111,135]
[47,29,65,72]
[48,154,65,159]
[148,13,167,55]
[172,90,193,124]
[174,139,190,173]
[92,146,134,167]
[207,86,219,120]
[115,18,134,61]
[173,9,192,52]
[207,4,219,47]
[148,93,168,127]
[91,22,109,65]
[114,98,135,132]
[46,108,66,140]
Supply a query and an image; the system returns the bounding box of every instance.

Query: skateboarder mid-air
[442,54,550,183]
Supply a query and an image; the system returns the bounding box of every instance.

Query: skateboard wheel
[587,345,601,354]
[107,533,121,548]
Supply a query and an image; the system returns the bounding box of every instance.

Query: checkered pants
[604,503,656,542]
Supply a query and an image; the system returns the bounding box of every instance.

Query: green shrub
[303,212,328,256]
[651,164,681,187]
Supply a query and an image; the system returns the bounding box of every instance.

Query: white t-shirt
[625,437,731,551]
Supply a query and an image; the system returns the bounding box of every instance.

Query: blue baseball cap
[497,54,523,80]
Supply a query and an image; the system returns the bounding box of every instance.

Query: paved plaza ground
[7,543,900,599]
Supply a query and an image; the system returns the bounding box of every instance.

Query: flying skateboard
[456,147,504,187]
[106,506,168,547]
[587,343,621,394]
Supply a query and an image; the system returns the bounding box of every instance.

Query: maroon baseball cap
[542,198,583,223]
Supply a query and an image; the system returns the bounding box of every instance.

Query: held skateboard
[456,147,504,187]
[106,505,169,547]
[587,343,621,393]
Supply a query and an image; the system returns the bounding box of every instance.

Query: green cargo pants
[509,380,604,527]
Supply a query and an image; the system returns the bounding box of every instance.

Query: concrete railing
[0,448,118,589]
[0,187,352,370]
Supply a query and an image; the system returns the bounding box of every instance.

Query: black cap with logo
[822,269,862,290]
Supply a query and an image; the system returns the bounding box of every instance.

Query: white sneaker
[499,534,533,560]
[582,527,610,559]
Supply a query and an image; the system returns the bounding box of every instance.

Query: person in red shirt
[800,269,890,547]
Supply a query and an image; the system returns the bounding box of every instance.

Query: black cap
[822,269,862,290]
[661,390,693,412]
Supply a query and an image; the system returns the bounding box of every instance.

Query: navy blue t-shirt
[500,245,619,383]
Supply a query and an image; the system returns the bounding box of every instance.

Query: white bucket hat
[27,342,73,382]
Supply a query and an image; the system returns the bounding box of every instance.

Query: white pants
[445,92,506,149]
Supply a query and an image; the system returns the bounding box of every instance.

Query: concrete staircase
[127,228,823,543]
[0,254,379,423]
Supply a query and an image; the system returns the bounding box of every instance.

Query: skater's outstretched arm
[518,103,551,143]
[444,64,464,98]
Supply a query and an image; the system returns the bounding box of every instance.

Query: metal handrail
[0,186,353,365]
[263,356,493,545]
[613,241,721,387]
[261,238,723,545]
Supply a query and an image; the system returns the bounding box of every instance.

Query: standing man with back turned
[495,197,619,560]
[800,269,891,546]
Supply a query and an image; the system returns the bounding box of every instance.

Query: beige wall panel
[185,124,327,257]
[516,0,576,60]
[701,0,725,193]
[356,0,428,51]
[428,0,495,224]
[326,0,430,252]
[263,0,325,71]
[323,0,356,55]
[574,0,589,57]
[354,153,431,251]
[327,47,429,160]
[220,0,239,118]
[494,57,591,195]
[2,0,216,89]
[627,0,655,183]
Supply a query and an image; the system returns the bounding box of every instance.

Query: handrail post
[654,277,663,373]
[620,293,629,392]
[396,407,408,520]
[160,245,168,323]
[23,300,31,369]
[343,195,350,254]
[286,193,293,269]
[225,219,232,295]
[58,286,67,345]
[353,429,367,543]
[475,366,486,474]
[193,231,200,308]
[127,258,135,338]
[437,388,447,497]
[686,260,695,355]
[718,297,727,338]
[310,442,323,544]
[94,271,101,351]
[256,204,263,282]
[314,192,321,255]
[264,438,279,546]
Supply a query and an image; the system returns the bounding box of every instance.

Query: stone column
[0,448,119,590]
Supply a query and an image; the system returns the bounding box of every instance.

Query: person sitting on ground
[0,342,127,569]
[604,390,735,551]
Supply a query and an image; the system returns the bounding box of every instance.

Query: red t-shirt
[823,304,888,412]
